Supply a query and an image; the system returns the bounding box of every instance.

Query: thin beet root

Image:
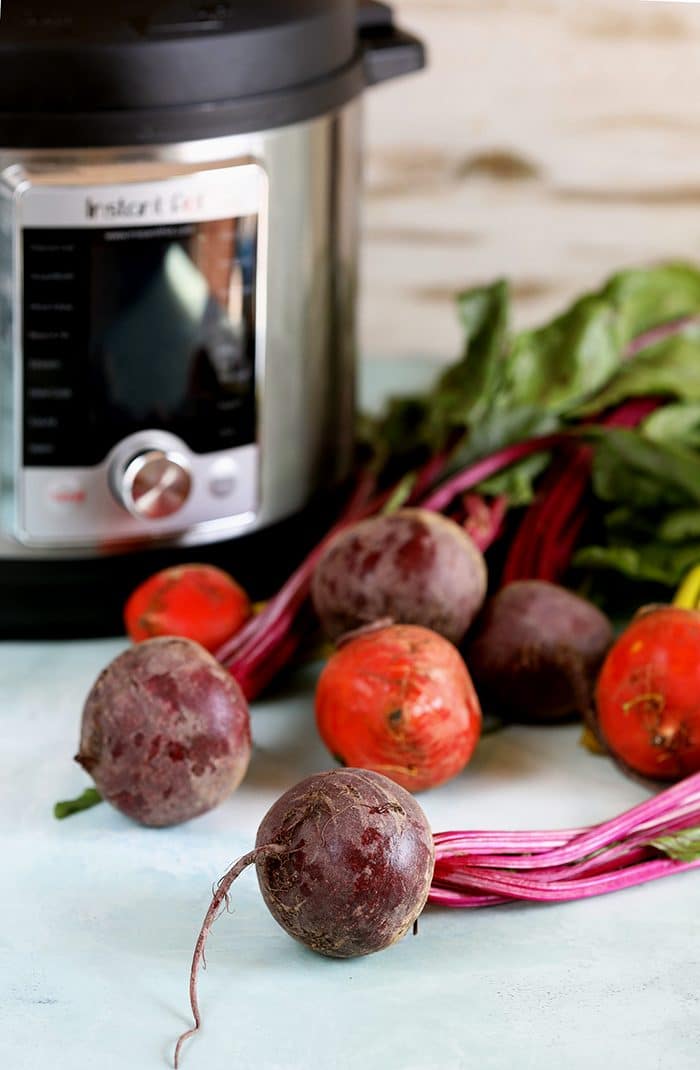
[174,844,286,1069]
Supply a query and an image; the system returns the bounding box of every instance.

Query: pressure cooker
[0,0,424,636]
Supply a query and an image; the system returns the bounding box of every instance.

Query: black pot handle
[357,1,426,87]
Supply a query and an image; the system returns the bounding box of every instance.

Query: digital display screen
[22,216,258,467]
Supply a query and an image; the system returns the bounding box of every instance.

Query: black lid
[0,1,425,148]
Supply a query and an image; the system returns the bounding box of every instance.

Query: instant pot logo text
[85,190,206,221]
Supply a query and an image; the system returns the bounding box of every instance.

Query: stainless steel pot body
[0,102,361,559]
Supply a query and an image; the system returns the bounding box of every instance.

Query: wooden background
[361,0,700,363]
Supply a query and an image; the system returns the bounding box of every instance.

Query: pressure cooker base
[0,497,336,639]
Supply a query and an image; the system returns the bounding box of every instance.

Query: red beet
[255,768,435,955]
[76,637,251,827]
[311,508,487,644]
[175,769,435,1066]
[466,581,613,723]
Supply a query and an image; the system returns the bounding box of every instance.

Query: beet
[596,607,700,780]
[255,768,435,955]
[175,769,435,1066]
[311,508,488,644]
[466,580,613,723]
[315,624,482,792]
[76,637,251,827]
[124,563,251,653]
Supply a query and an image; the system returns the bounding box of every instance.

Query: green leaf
[364,283,512,465]
[370,394,433,455]
[658,509,700,543]
[381,473,416,515]
[499,296,620,415]
[576,329,700,416]
[603,505,658,537]
[651,826,700,863]
[437,279,511,419]
[590,428,700,509]
[363,262,700,547]
[598,261,700,347]
[574,541,700,587]
[442,405,560,476]
[506,263,700,418]
[643,402,700,451]
[478,452,552,507]
[54,787,102,820]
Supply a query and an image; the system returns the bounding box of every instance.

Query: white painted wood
[362,0,700,363]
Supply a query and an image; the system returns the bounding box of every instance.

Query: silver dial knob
[115,449,192,520]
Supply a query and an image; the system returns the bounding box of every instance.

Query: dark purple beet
[466,580,614,723]
[174,769,435,1066]
[76,637,251,827]
[311,508,487,644]
[255,768,435,958]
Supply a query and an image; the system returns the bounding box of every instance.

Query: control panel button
[208,457,237,499]
[114,449,192,520]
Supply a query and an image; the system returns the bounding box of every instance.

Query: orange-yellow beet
[315,624,482,792]
[596,607,700,781]
[124,563,251,653]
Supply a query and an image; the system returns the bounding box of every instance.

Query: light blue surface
[2,637,700,1070]
[359,356,441,415]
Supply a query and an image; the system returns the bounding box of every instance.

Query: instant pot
[0,0,424,636]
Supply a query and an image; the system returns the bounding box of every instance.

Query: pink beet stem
[433,842,652,888]
[428,886,509,908]
[430,856,700,903]
[441,801,700,872]
[419,434,565,514]
[216,468,379,666]
[432,778,700,877]
[624,316,698,358]
[433,828,585,857]
[493,779,700,871]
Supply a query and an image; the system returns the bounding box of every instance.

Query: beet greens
[216,264,700,699]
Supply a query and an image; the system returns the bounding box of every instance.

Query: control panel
[6,164,266,548]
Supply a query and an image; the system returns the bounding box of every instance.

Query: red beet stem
[216,469,378,667]
[459,494,509,552]
[501,396,662,584]
[419,434,565,514]
[501,445,592,584]
[429,887,508,908]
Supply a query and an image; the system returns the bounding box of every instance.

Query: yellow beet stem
[673,565,700,609]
